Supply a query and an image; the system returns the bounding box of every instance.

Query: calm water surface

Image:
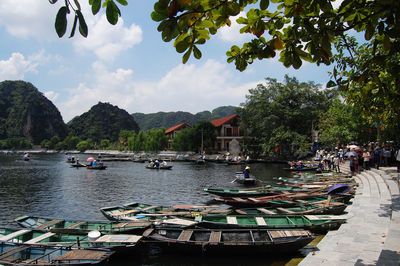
[0,153,297,265]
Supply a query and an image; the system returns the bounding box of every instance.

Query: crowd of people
[315,142,400,175]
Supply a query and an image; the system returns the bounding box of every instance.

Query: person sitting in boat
[75,158,80,165]
[99,160,104,167]
[154,160,160,168]
[243,166,251,179]
[161,160,168,167]
[67,156,72,161]
[93,160,98,167]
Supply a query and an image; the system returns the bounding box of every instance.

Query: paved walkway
[299,163,400,265]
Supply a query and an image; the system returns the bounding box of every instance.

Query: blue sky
[0,1,335,123]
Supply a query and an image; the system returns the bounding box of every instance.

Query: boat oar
[230,177,239,183]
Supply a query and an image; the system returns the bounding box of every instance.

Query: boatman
[243,166,250,179]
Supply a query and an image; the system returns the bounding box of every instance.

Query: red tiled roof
[165,123,191,134]
[210,114,239,127]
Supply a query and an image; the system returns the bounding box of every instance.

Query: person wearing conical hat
[243,166,250,179]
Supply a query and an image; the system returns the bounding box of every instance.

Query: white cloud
[44,91,59,102]
[0,0,58,40]
[58,60,260,122]
[217,12,251,43]
[73,14,143,61]
[0,53,39,80]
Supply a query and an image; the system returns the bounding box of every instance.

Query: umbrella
[345,151,358,157]
[86,157,95,162]
[327,183,352,195]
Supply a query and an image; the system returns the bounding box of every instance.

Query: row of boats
[0,171,355,265]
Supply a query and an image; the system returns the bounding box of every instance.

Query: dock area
[299,164,400,265]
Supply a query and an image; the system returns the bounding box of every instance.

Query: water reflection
[0,153,293,265]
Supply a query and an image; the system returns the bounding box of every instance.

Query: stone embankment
[299,163,400,265]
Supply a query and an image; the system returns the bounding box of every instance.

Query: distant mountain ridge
[68,102,140,141]
[132,106,239,131]
[0,80,68,144]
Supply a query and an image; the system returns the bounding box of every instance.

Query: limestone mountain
[0,80,68,144]
[132,106,238,131]
[68,102,140,141]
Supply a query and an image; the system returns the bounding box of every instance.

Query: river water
[0,153,299,265]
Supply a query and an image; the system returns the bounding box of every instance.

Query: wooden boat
[232,172,257,185]
[100,202,230,221]
[214,193,352,208]
[71,163,87,168]
[0,241,114,265]
[86,165,107,170]
[204,187,283,197]
[234,201,348,216]
[14,215,153,234]
[0,226,143,255]
[192,214,346,233]
[145,165,173,170]
[226,160,245,165]
[142,227,314,255]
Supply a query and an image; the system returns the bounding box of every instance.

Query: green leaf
[69,14,78,38]
[151,11,167,22]
[49,0,58,4]
[182,47,192,64]
[364,23,374,41]
[193,45,202,59]
[115,0,128,6]
[326,80,336,88]
[106,1,119,25]
[91,0,101,15]
[175,39,190,53]
[260,0,269,10]
[55,6,68,38]
[77,10,88,37]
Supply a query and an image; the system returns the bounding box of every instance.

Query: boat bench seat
[257,208,276,215]
[65,221,85,229]
[113,209,139,216]
[209,231,221,243]
[232,197,246,202]
[227,216,238,224]
[25,232,55,244]
[255,217,267,226]
[36,219,64,229]
[177,230,193,241]
[0,229,31,241]
[141,205,159,212]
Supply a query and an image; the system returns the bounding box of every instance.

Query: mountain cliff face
[0,80,68,144]
[132,106,238,130]
[68,102,140,141]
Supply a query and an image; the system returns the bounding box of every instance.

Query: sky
[0,1,336,123]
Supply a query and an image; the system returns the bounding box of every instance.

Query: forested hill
[0,80,68,144]
[68,102,140,141]
[132,106,239,131]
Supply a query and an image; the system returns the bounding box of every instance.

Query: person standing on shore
[333,156,340,173]
[396,147,400,173]
[349,156,355,176]
[362,149,370,170]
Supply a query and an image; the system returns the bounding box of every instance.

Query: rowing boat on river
[142,227,314,255]
[192,214,346,233]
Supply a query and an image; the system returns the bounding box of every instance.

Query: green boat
[0,226,142,255]
[192,214,346,233]
[14,215,153,234]
[203,186,324,197]
[233,201,348,216]
[100,202,229,221]
[0,241,114,265]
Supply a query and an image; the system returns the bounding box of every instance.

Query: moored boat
[233,201,348,216]
[141,227,315,255]
[0,241,114,265]
[192,214,346,233]
[145,165,173,170]
[100,202,230,221]
[14,215,153,234]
